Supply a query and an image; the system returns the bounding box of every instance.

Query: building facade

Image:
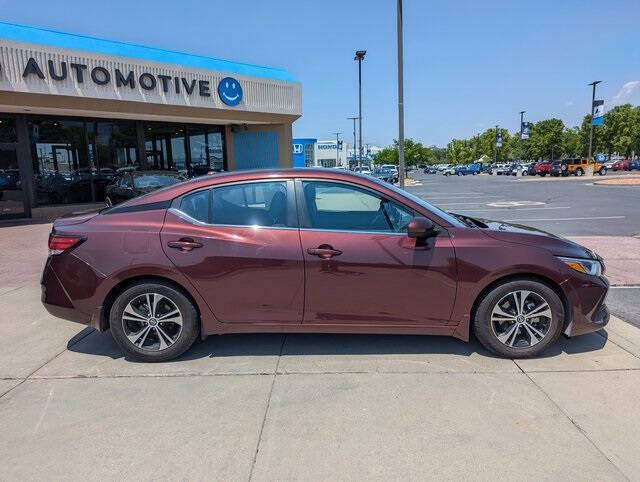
[0,21,301,219]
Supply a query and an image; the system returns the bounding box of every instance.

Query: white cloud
[611,80,640,105]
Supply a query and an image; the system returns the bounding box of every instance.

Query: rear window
[134,174,182,189]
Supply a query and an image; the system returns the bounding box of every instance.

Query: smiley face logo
[218,77,243,106]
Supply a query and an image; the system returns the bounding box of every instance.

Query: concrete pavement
[2,216,640,480]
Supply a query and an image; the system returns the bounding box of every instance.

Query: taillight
[48,234,85,255]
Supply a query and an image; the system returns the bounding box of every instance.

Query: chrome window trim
[167,207,299,231]
[299,227,407,236]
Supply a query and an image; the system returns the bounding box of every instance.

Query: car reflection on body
[104,170,185,206]
[42,168,609,362]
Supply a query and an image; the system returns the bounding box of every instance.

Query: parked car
[354,167,372,176]
[455,162,481,176]
[521,162,536,176]
[533,161,550,176]
[442,166,457,176]
[550,158,606,177]
[611,160,629,171]
[42,168,609,361]
[371,168,395,183]
[379,164,399,182]
[629,160,640,171]
[424,166,437,174]
[493,163,511,175]
[104,170,185,206]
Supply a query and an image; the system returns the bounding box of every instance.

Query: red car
[42,169,609,361]
[533,161,551,176]
[612,160,629,171]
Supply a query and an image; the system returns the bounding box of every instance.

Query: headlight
[558,257,602,276]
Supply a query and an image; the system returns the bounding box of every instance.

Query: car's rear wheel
[576,168,584,176]
[109,281,199,362]
[104,196,113,207]
[599,167,607,175]
[473,279,564,358]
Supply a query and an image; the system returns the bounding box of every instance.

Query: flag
[496,132,503,147]
[592,100,604,126]
[521,122,530,139]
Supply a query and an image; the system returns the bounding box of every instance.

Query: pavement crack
[513,359,630,480]
[248,334,286,482]
[0,327,95,401]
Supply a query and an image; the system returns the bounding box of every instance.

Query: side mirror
[407,216,437,239]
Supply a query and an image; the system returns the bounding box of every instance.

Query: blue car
[454,162,481,176]
[629,160,640,171]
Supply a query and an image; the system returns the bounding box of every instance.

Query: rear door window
[211,181,292,227]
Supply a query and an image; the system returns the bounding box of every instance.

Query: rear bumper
[41,258,103,330]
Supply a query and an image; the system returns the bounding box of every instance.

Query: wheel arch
[468,273,571,336]
[100,275,202,332]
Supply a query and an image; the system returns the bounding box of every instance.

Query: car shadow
[66,327,610,363]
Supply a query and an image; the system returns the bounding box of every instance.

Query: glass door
[0,117,27,218]
[0,143,26,218]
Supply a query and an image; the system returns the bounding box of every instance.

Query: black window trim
[294,177,444,236]
[170,178,298,230]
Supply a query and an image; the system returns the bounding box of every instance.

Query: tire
[457,172,462,176]
[540,173,546,177]
[109,281,199,362]
[522,171,528,176]
[473,279,564,358]
[576,168,584,177]
[599,167,607,176]
[105,196,113,207]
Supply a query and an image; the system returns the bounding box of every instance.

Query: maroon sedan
[42,169,609,361]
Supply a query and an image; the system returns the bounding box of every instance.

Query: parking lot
[1,173,640,480]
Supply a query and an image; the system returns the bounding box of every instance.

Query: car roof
[115,167,456,227]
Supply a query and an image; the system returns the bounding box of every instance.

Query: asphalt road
[408,170,640,237]
[407,170,640,327]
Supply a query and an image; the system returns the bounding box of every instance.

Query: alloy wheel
[121,293,183,351]
[490,290,552,349]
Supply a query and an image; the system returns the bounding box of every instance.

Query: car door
[160,179,304,324]
[296,179,457,326]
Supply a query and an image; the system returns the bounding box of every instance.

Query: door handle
[307,245,342,259]
[167,238,203,252]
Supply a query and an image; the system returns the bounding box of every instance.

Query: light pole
[355,50,366,169]
[588,81,602,161]
[519,110,526,160]
[334,132,342,167]
[347,116,357,168]
[494,125,499,164]
[397,0,405,188]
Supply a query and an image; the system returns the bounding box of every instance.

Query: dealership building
[0,21,301,219]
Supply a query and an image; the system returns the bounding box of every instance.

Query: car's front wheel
[473,279,564,358]
[109,281,199,362]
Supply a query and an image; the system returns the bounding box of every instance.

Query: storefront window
[144,124,187,175]
[30,119,94,205]
[188,126,225,176]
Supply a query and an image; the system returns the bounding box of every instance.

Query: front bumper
[561,274,610,337]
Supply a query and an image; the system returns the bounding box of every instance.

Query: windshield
[368,177,465,227]
[133,174,182,189]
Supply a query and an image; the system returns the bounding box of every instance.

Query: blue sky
[1,0,639,147]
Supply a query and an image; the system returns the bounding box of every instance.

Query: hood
[475,218,597,259]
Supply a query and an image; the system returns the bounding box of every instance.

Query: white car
[381,164,398,175]
[442,166,456,176]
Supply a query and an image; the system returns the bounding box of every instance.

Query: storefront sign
[19,57,242,106]
[317,143,338,150]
